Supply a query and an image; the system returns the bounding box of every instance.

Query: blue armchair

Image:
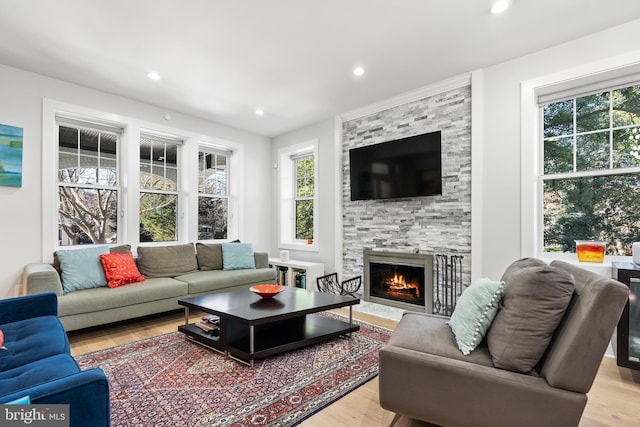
[0,292,110,427]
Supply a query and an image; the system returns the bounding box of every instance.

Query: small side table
[268,258,324,292]
[611,262,640,370]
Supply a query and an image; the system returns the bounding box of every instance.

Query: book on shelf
[276,266,288,286]
[295,271,307,289]
[195,321,219,333]
[201,315,220,325]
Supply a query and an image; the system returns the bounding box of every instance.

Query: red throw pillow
[99,252,145,288]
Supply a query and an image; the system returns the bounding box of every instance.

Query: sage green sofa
[22,243,275,332]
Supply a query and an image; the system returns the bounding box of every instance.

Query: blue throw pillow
[447,278,504,355]
[221,243,256,271]
[57,246,109,294]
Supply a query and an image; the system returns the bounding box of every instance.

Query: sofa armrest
[254,252,269,269]
[0,292,58,324]
[0,368,110,427]
[23,263,63,296]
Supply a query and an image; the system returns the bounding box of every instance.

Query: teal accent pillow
[221,243,256,270]
[57,246,109,294]
[6,395,30,404]
[447,278,504,355]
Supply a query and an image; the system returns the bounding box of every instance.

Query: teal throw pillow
[447,278,504,355]
[221,243,256,271]
[57,245,109,294]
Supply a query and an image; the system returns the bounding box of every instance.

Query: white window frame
[197,146,232,241]
[42,99,242,261]
[138,130,183,243]
[520,57,640,265]
[278,140,319,252]
[56,119,123,246]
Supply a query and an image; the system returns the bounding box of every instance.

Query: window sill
[538,254,633,278]
[279,242,319,253]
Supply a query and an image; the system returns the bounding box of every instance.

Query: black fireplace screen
[369,262,425,307]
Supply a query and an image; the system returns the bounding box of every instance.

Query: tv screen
[349,130,442,201]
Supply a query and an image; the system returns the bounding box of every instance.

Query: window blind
[200,145,233,156]
[140,129,184,145]
[536,63,640,105]
[55,114,124,135]
[290,149,313,160]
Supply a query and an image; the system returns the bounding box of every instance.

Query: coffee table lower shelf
[179,314,359,366]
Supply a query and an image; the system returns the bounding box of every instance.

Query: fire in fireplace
[370,264,424,306]
[364,250,433,313]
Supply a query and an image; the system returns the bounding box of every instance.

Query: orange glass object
[575,240,606,263]
[250,284,285,298]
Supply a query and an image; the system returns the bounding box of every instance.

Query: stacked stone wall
[342,84,472,302]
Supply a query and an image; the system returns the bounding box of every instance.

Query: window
[198,149,229,240]
[294,153,314,240]
[542,83,640,256]
[139,132,180,242]
[57,121,121,246]
[44,100,242,258]
[278,141,318,251]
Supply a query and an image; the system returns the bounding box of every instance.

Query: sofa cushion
[487,258,575,373]
[389,312,495,367]
[177,268,276,295]
[196,243,223,271]
[0,316,70,372]
[0,354,80,398]
[137,244,198,278]
[447,278,504,355]
[56,277,188,317]
[109,244,132,254]
[221,242,255,270]
[53,244,132,276]
[99,252,145,288]
[56,246,109,294]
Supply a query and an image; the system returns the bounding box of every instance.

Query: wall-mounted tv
[349,130,442,201]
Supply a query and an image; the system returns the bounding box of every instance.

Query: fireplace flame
[385,273,421,299]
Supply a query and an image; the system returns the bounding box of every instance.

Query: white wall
[481,19,640,279]
[270,118,336,273]
[0,64,271,298]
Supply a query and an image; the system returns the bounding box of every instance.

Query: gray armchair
[379,259,629,427]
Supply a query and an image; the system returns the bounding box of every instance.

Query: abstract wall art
[0,123,23,187]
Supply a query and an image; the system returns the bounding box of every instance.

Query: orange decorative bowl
[250,284,285,298]
[575,240,606,263]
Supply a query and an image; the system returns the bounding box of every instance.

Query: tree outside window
[139,135,179,242]
[57,125,119,245]
[198,150,228,240]
[294,154,314,240]
[542,84,640,255]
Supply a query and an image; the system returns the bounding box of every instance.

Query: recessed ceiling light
[353,66,365,77]
[147,72,161,81]
[490,0,511,14]
[255,109,265,116]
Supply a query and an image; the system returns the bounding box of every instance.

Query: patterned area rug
[76,314,391,427]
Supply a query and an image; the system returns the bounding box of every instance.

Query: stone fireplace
[340,83,472,301]
[363,250,433,313]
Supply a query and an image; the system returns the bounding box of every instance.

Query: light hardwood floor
[67,308,640,427]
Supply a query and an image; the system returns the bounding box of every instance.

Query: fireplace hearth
[364,250,433,313]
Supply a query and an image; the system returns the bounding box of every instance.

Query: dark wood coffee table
[177,287,360,366]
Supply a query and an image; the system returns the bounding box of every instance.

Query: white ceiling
[1,1,640,137]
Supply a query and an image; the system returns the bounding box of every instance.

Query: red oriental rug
[76,314,391,426]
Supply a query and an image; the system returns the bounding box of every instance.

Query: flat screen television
[349,130,442,201]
